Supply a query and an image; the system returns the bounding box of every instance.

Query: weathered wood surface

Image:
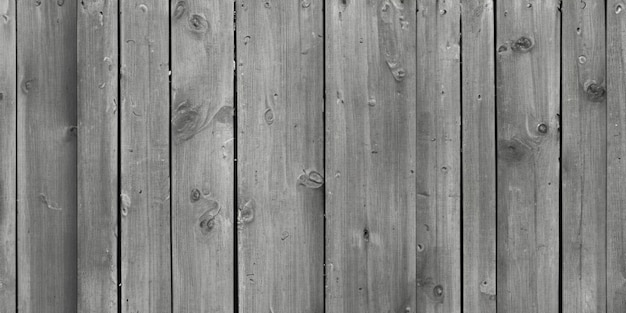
[495,1,560,312]
[461,1,496,312]
[237,1,324,312]
[120,1,171,312]
[0,0,16,311]
[17,0,77,312]
[171,1,234,312]
[325,1,417,312]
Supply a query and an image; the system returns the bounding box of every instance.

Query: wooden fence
[0,0,623,312]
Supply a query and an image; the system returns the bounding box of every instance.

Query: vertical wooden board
[171,1,234,312]
[0,0,16,311]
[120,1,171,312]
[415,1,461,312]
[561,1,606,313]
[77,1,118,312]
[17,1,77,312]
[461,0,496,312]
[237,0,324,312]
[495,1,560,313]
[325,1,416,312]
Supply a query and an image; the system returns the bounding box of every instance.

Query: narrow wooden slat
[495,1,560,312]
[0,0,16,311]
[120,1,171,312]
[562,1,606,313]
[17,1,77,312]
[77,1,118,311]
[237,1,324,312]
[325,1,416,312]
[171,1,234,311]
[415,1,461,312]
[461,0,497,312]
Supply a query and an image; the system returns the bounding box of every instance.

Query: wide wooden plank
[237,1,324,312]
[120,1,171,312]
[415,1,461,312]
[171,1,234,312]
[77,1,118,312]
[17,1,77,312]
[0,0,16,311]
[495,1,560,312]
[561,1,606,313]
[325,1,416,312]
[461,1,496,312]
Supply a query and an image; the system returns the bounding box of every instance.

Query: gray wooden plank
[171,1,234,311]
[120,1,171,312]
[0,0,16,311]
[325,1,417,312]
[495,1,560,312]
[236,1,324,312]
[461,0,497,312]
[17,1,77,311]
[415,1,462,312]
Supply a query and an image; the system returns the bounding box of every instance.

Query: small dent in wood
[297,169,324,188]
[138,4,148,13]
[21,79,36,94]
[281,231,290,240]
[616,3,624,14]
[578,55,587,64]
[57,0,64,6]
[34,0,41,7]
[121,193,131,216]
[39,194,62,211]
[584,80,606,102]
[511,36,534,52]
[368,96,376,107]
[301,0,311,8]
[363,228,370,242]
[386,60,407,82]
[237,198,255,228]
[68,126,78,137]
[497,43,509,55]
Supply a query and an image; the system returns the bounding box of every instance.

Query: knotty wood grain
[461,1,496,312]
[495,1,560,312]
[0,0,16,311]
[325,1,416,312]
[562,1,606,313]
[120,1,171,312]
[236,1,324,312]
[17,1,77,312]
[171,1,234,312]
[416,1,461,312]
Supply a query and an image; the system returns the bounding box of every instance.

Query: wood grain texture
[415,1,461,312]
[495,1,560,312]
[325,1,416,312]
[0,0,16,311]
[120,1,171,312]
[237,1,324,312]
[171,1,234,312]
[17,0,77,312]
[461,1,496,312]
[77,0,118,311]
[561,1,606,313]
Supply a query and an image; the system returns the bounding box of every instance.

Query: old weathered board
[171,1,235,312]
[0,0,16,311]
[325,1,417,312]
[495,1,560,312]
[120,1,171,312]
[461,0,497,312]
[17,0,77,312]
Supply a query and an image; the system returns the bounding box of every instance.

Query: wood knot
[363,228,370,242]
[497,43,509,55]
[172,100,210,142]
[584,80,606,102]
[386,60,407,82]
[511,36,534,52]
[21,79,36,94]
[537,123,548,134]
[301,0,311,8]
[497,138,530,163]
[433,285,444,298]
[237,197,256,228]
[188,14,209,35]
[173,1,187,19]
[297,169,324,188]
[190,188,201,202]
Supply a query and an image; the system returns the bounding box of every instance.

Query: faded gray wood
[0,0,16,311]
[237,1,324,312]
[562,1,606,313]
[461,0,496,312]
[325,1,416,312]
[171,1,234,312]
[415,1,462,312]
[120,1,171,312]
[495,1,560,312]
[17,0,77,312]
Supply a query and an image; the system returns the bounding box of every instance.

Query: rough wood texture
[237,1,324,312]
[325,1,416,312]
[0,0,16,311]
[415,1,462,312]
[17,1,77,312]
[77,1,118,312]
[495,1,560,312]
[562,1,606,313]
[171,1,234,312]
[120,1,171,312]
[461,1,496,312]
